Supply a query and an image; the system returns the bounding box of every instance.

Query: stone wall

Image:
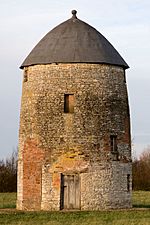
[17,63,132,210]
[81,162,132,210]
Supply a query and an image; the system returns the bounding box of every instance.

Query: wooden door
[60,174,80,210]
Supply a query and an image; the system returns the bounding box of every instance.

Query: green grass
[0,192,150,225]
[1,191,150,210]
[0,210,150,225]
[132,191,150,208]
[0,193,16,209]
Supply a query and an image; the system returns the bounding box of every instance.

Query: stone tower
[17,10,132,211]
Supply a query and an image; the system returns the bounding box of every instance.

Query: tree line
[0,147,150,192]
[0,150,17,192]
[132,146,150,191]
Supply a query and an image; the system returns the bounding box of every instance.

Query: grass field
[133,191,150,208]
[0,192,150,225]
[0,193,16,209]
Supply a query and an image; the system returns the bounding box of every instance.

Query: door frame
[60,173,81,210]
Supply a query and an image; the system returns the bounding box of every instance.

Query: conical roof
[20,10,129,69]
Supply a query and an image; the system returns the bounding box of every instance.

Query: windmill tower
[17,10,132,211]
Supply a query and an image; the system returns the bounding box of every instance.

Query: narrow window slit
[127,174,130,192]
[110,135,119,160]
[64,94,74,113]
[110,135,117,152]
[24,69,28,82]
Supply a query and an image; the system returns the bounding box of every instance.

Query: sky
[0,0,150,159]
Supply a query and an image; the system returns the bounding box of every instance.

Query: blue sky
[0,0,150,159]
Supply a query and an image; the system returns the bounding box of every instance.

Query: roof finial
[71,10,77,18]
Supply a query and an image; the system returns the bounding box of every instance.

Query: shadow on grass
[133,204,150,208]
[0,204,16,209]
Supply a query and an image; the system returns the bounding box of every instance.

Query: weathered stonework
[17,63,132,210]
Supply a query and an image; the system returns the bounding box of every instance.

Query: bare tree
[0,149,17,192]
[132,146,150,191]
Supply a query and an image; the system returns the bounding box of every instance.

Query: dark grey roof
[20,10,129,69]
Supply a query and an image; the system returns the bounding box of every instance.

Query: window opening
[110,135,117,152]
[127,174,130,192]
[64,94,74,113]
[110,135,118,160]
[24,69,28,82]
[123,70,126,83]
